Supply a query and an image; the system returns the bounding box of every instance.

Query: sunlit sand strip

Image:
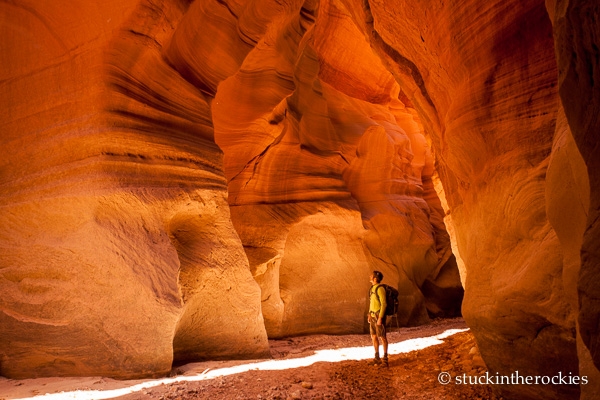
[13,328,468,400]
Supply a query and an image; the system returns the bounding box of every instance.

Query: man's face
[370,273,375,284]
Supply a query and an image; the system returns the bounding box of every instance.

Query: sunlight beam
[11,328,468,400]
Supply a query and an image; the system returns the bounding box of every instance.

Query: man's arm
[377,286,386,325]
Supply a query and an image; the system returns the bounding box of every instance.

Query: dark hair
[372,270,383,282]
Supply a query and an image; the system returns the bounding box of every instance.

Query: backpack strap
[369,284,383,302]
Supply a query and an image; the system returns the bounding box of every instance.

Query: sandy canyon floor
[1,318,503,400]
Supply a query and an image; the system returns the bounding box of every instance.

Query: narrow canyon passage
[1,1,599,400]
[1,319,500,400]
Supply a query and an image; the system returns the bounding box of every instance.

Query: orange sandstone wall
[2,2,598,400]
[551,0,600,398]
[0,0,460,378]
[337,0,597,399]
[0,0,269,378]
[211,0,461,337]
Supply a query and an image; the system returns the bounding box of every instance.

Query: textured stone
[1,1,597,397]
[0,0,269,378]
[550,0,600,398]
[2,0,457,378]
[338,0,591,399]
[212,0,461,337]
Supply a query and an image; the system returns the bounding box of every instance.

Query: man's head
[370,270,383,284]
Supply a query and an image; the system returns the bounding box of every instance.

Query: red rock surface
[338,0,591,398]
[340,0,598,398]
[0,0,459,379]
[1,1,599,399]
[0,0,270,379]
[211,0,461,338]
[551,1,600,398]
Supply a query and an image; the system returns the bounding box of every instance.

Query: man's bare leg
[369,334,382,365]
[371,334,380,356]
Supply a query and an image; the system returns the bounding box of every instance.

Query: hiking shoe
[381,356,389,367]
[367,356,382,366]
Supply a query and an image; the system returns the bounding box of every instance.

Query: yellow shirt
[369,284,387,315]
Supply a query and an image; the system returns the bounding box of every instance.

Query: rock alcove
[0,1,598,399]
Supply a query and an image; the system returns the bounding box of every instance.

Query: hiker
[368,270,388,367]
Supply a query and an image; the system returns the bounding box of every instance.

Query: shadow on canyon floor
[0,318,502,400]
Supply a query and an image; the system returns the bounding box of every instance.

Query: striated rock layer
[0,0,460,378]
[1,2,598,399]
[551,0,600,398]
[335,0,599,399]
[211,0,461,337]
[0,0,269,378]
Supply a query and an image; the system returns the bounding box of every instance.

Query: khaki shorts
[369,312,387,338]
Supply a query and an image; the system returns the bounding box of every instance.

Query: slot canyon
[0,0,598,399]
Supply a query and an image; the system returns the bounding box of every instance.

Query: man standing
[368,270,388,367]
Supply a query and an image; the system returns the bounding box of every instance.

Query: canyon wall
[0,0,460,379]
[1,1,598,399]
[211,0,461,337]
[0,0,270,378]
[337,0,597,398]
[551,0,600,397]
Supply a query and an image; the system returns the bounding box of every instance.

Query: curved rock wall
[551,0,600,397]
[2,1,597,398]
[0,0,269,378]
[0,0,459,378]
[212,0,461,337]
[337,0,598,398]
